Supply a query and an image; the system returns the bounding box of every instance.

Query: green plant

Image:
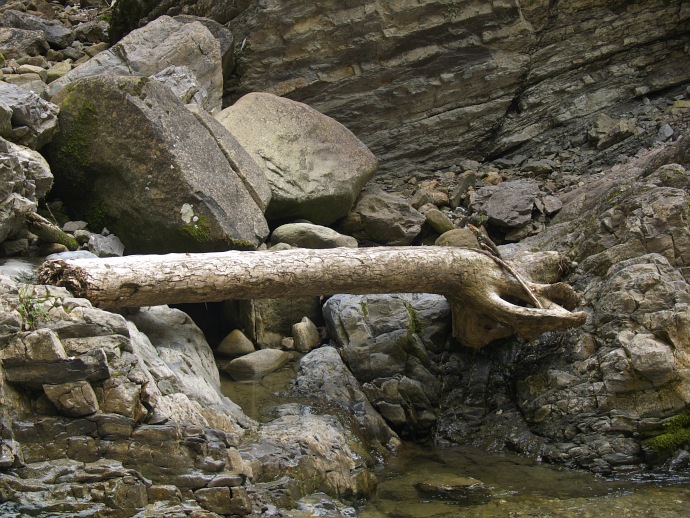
[16,285,60,331]
[642,412,690,455]
[446,0,461,21]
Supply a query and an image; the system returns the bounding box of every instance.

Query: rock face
[323,293,451,438]
[214,0,690,178]
[44,75,270,253]
[0,276,258,515]
[48,16,224,113]
[435,142,690,472]
[216,92,378,225]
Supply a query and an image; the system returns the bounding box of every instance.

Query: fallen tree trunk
[38,247,587,349]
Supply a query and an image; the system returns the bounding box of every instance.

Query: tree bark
[38,247,587,349]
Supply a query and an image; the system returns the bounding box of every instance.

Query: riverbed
[221,366,690,517]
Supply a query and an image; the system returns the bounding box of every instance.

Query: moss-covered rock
[44,75,269,253]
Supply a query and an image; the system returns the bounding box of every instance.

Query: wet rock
[338,186,425,245]
[323,293,450,437]
[0,81,59,149]
[222,349,292,381]
[292,346,400,452]
[271,223,357,249]
[241,407,377,506]
[216,92,377,225]
[45,75,269,253]
[48,16,223,113]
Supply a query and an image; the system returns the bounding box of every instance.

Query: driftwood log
[38,247,588,349]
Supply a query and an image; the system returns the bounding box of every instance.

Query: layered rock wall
[221,0,690,177]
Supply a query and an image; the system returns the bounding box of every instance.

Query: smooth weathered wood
[38,247,587,349]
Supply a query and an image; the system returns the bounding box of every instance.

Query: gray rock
[0,27,49,60]
[185,103,271,211]
[2,348,110,390]
[217,329,255,357]
[110,0,252,41]
[240,407,377,504]
[338,186,425,245]
[73,20,109,44]
[43,381,99,417]
[271,223,358,249]
[220,1,690,180]
[150,66,210,107]
[0,137,53,246]
[45,75,269,253]
[422,207,455,235]
[656,123,674,142]
[588,114,638,150]
[48,16,223,113]
[174,15,235,78]
[88,234,125,257]
[469,179,541,229]
[126,306,253,432]
[222,348,292,381]
[62,221,88,233]
[291,317,320,353]
[0,82,59,149]
[216,92,377,225]
[435,228,480,249]
[323,293,450,436]
[0,10,74,50]
[293,346,400,450]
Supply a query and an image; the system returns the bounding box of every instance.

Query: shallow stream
[221,365,690,517]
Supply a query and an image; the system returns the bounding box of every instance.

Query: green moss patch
[642,412,690,455]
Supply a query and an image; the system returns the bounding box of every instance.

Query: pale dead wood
[38,247,587,349]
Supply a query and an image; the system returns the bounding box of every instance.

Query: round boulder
[216,92,378,225]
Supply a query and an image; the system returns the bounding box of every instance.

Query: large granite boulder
[0,81,59,150]
[338,186,425,245]
[44,75,270,253]
[48,16,223,113]
[216,92,378,225]
[323,293,451,438]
